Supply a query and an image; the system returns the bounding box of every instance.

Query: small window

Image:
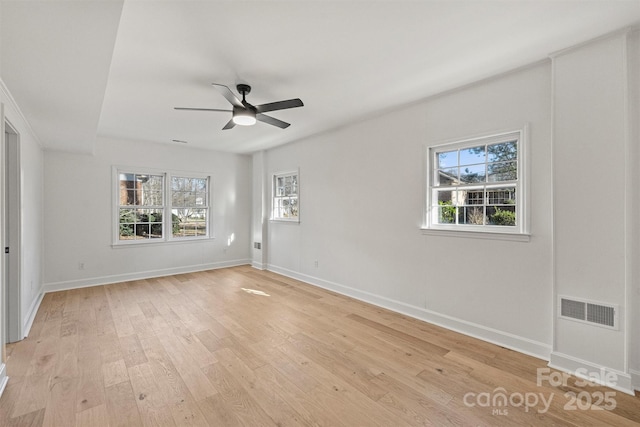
[425,130,527,236]
[272,171,299,221]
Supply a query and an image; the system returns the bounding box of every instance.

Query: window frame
[113,167,213,246]
[169,174,211,241]
[423,128,530,241]
[270,170,300,223]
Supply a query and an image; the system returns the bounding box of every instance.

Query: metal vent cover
[559,296,618,329]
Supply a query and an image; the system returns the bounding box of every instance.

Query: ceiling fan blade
[222,119,236,130]
[255,98,303,114]
[212,83,244,108]
[256,113,290,129]
[174,107,231,112]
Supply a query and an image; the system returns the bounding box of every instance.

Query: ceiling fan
[175,83,303,130]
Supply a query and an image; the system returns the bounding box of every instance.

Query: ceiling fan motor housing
[236,83,252,96]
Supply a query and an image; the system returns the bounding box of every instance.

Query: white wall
[550,31,637,393]
[43,137,252,290]
[630,29,640,391]
[258,29,640,394]
[251,151,267,269]
[261,61,554,358]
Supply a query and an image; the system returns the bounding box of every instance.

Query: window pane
[145,175,163,188]
[289,198,299,217]
[119,223,134,240]
[119,175,137,205]
[172,177,184,191]
[464,190,484,205]
[437,168,458,186]
[459,206,486,225]
[119,208,135,240]
[119,209,134,223]
[119,173,134,186]
[183,192,196,206]
[487,187,516,205]
[138,175,163,206]
[172,191,184,206]
[488,140,517,162]
[459,146,485,166]
[139,190,160,206]
[488,205,516,226]
[435,190,456,224]
[438,203,456,224]
[459,164,486,183]
[488,161,517,182]
[172,208,207,237]
[436,190,453,204]
[437,150,457,169]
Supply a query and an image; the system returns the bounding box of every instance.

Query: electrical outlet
[78,262,85,270]
[314,260,318,268]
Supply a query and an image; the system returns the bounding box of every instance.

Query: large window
[425,130,527,237]
[116,169,210,244]
[272,171,299,221]
[118,173,165,240]
[171,176,209,238]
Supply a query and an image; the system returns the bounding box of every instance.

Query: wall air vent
[559,296,618,330]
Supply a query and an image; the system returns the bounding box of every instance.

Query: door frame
[3,118,21,343]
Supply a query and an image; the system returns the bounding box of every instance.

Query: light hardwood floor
[0,266,638,426]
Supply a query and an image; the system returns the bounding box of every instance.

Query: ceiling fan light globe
[232,115,257,126]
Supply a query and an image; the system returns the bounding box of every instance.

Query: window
[118,173,165,240]
[171,176,209,238]
[272,171,299,221]
[115,169,210,244]
[425,130,527,237]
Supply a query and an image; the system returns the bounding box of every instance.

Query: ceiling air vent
[559,296,618,330]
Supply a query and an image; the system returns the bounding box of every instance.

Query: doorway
[4,121,21,343]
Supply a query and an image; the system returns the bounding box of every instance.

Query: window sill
[270,218,300,224]
[421,228,531,242]
[112,236,214,248]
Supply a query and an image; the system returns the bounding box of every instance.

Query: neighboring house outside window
[272,171,299,222]
[118,173,165,240]
[115,168,211,244]
[425,129,528,239]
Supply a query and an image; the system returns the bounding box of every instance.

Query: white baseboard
[0,363,7,399]
[251,261,267,270]
[42,259,251,293]
[22,291,44,338]
[631,369,640,393]
[549,352,635,395]
[267,264,552,361]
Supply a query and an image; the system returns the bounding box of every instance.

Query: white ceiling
[2,1,640,154]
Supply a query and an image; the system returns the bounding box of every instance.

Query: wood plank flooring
[1,266,638,426]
